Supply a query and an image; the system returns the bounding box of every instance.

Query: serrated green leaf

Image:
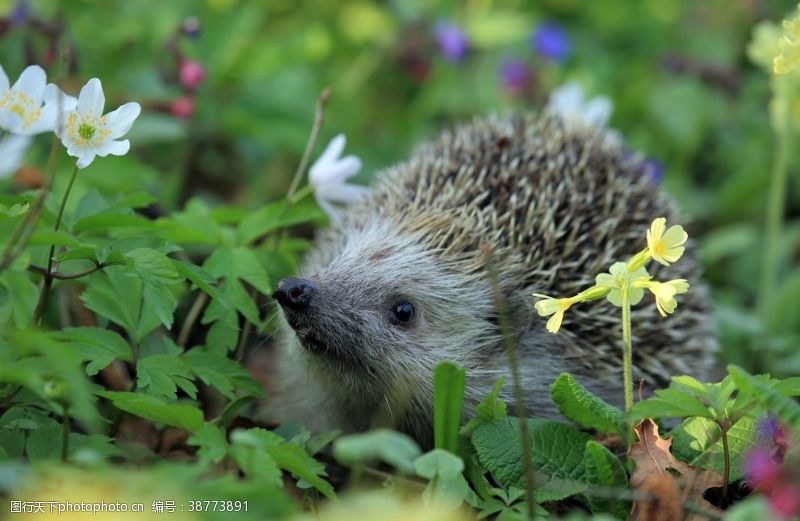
[0,270,38,328]
[187,423,228,465]
[550,373,625,435]
[97,390,203,432]
[137,355,197,400]
[728,365,800,430]
[471,418,590,490]
[50,327,132,375]
[583,440,629,518]
[462,378,507,436]
[127,248,182,286]
[235,199,326,246]
[628,386,712,421]
[671,416,757,482]
[267,441,336,499]
[333,429,421,474]
[182,349,265,399]
[434,362,465,454]
[171,260,227,305]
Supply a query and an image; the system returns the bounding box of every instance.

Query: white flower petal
[549,82,583,118]
[12,65,46,103]
[312,156,362,187]
[0,134,32,178]
[18,102,56,135]
[314,192,342,224]
[319,182,370,204]
[44,84,77,112]
[583,97,613,127]
[95,139,130,157]
[0,64,9,93]
[77,78,105,117]
[315,134,346,168]
[103,102,141,139]
[75,151,96,169]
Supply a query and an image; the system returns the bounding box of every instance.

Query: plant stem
[622,288,633,411]
[286,87,331,200]
[720,424,730,505]
[33,164,80,325]
[757,92,790,361]
[483,246,536,520]
[61,406,70,462]
[177,292,208,347]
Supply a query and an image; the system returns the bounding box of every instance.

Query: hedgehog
[269,110,716,447]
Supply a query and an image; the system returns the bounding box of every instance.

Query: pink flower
[745,449,781,490]
[169,96,195,119]
[769,484,800,519]
[179,60,206,90]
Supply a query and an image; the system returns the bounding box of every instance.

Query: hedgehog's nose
[273,277,314,311]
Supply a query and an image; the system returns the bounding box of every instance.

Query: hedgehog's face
[273,221,500,387]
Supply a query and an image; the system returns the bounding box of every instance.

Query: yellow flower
[633,279,689,317]
[646,217,688,266]
[776,8,800,74]
[748,21,783,73]
[533,294,576,334]
[595,262,649,307]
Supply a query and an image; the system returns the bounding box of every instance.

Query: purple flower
[643,158,664,184]
[531,21,571,62]
[434,22,470,62]
[181,16,201,39]
[9,0,30,25]
[500,58,532,95]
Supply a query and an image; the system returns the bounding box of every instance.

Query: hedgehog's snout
[273,277,314,312]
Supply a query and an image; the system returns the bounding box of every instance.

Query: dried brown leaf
[628,419,725,521]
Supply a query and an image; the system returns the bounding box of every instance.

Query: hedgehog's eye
[391,301,415,324]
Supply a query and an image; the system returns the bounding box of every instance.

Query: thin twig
[286,87,331,200]
[33,163,79,324]
[27,262,106,280]
[482,245,536,521]
[178,292,209,347]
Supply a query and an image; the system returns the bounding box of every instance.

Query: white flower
[309,134,370,223]
[0,133,32,178]
[55,78,141,169]
[548,82,614,130]
[0,64,75,135]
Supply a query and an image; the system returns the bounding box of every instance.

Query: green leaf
[266,440,336,499]
[462,378,507,436]
[0,270,39,328]
[127,248,182,286]
[28,229,80,247]
[97,390,203,432]
[235,199,326,246]
[230,428,335,499]
[433,361,466,454]
[671,416,757,482]
[229,431,282,487]
[333,429,422,474]
[471,418,590,490]
[187,423,229,465]
[627,387,712,422]
[72,214,155,234]
[137,355,198,400]
[583,440,629,518]
[414,449,470,507]
[50,327,132,375]
[728,365,800,430]
[171,260,226,305]
[182,349,265,399]
[550,373,625,435]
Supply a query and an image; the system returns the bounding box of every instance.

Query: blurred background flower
[531,21,570,62]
